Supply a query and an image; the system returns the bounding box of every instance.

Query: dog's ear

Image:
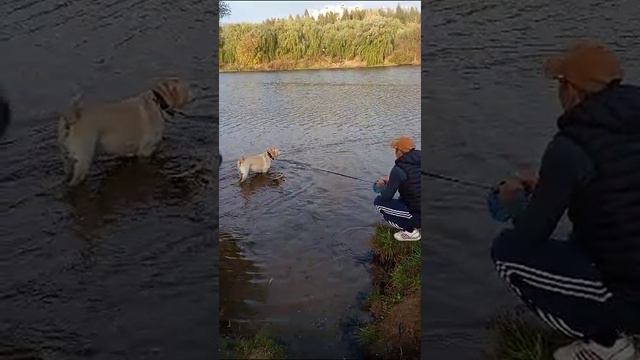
[162,78,189,108]
[152,81,172,107]
[167,79,182,107]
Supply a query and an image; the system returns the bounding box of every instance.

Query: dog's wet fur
[58,78,190,186]
[236,147,281,183]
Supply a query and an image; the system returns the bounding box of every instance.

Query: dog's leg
[138,133,161,157]
[68,156,91,186]
[62,131,96,187]
[138,143,157,157]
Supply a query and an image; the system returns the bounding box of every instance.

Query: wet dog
[58,78,190,186]
[237,147,281,183]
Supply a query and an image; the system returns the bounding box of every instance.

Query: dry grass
[220,329,286,360]
[359,224,421,359]
[487,307,570,360]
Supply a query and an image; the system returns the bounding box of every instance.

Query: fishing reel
[487,181,533,222]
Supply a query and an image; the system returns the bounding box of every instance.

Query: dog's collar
[152,89,175,116]
[267,151,275,160]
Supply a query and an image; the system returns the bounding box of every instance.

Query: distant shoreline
[219,60,420,73]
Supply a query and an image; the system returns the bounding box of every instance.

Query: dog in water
[58,78,190,186]
[237,147,281,183]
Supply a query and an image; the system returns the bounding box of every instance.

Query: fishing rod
[279,159,371,183]
[421,170,493,190]
[279,158,493,190]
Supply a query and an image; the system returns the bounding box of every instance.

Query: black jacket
[493,83,640,303]
[558,83,640,300]
[395,149,422,214]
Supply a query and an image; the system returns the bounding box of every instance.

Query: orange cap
[391,136,415,153]
[544,39,623,93]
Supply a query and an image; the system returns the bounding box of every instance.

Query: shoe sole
[394,236,421,242]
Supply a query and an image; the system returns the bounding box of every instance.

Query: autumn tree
[219,6,421,69]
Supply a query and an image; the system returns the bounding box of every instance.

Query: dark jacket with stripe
[395,149,422,214]
[558,83,640,300]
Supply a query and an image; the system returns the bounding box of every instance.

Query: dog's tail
[58,93,84,141]
[69,93,83,120]
[61,93,83,126]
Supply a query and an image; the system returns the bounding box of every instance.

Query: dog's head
[151,78,190,110]
[266,147,281,160]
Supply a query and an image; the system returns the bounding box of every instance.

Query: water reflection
[238,171,286,200]
[219,231,269,335]
[63,156,199,236]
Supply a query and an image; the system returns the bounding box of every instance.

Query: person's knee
[490,231,516,264]
[374,195,384,207]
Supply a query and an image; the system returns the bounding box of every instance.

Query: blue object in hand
[487,182,532,223]
[373,181,382,193]
[487,186,511,222]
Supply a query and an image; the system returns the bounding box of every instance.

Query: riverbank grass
[220,329,285,360]
[220,59,419,73]
[360,224,421,358]
[488,308,570,360]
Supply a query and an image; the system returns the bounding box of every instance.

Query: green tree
[219,1,230,18]
[219,6,421,70]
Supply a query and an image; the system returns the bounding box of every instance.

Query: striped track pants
[374,195,420,231]
[491,234,627,346]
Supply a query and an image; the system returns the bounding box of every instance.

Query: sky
[221,1,421,24]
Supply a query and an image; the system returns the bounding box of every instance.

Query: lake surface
[0,1,216,359]
[422,1,640,359]
[219,66,420,358]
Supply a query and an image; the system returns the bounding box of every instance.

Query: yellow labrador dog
[58,78,190,186]
[237,147,281,183]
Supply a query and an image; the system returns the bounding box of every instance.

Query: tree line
[220,5,421,71]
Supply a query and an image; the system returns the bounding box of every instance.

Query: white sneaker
[393,229,421,242]
[553,336,637,360]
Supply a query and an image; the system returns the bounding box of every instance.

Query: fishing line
[279,159,370,183]
[421,170,493,190]
[280,158,493,190]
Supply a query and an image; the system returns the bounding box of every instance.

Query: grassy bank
[220,329,286,360]
[360,224,421,359]
[220,59,419,73]
[488,308,570,360]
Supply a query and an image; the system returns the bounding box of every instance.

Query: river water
[219,66,421,358]
[0,1,216,359]
[422,1,640,359]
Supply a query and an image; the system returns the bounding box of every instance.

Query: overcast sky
[222,1,421,24]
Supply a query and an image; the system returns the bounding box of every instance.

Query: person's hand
[497,178,525,204]
[498,168,538,203]
[376,176,389,188]
[514,168,538,193]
